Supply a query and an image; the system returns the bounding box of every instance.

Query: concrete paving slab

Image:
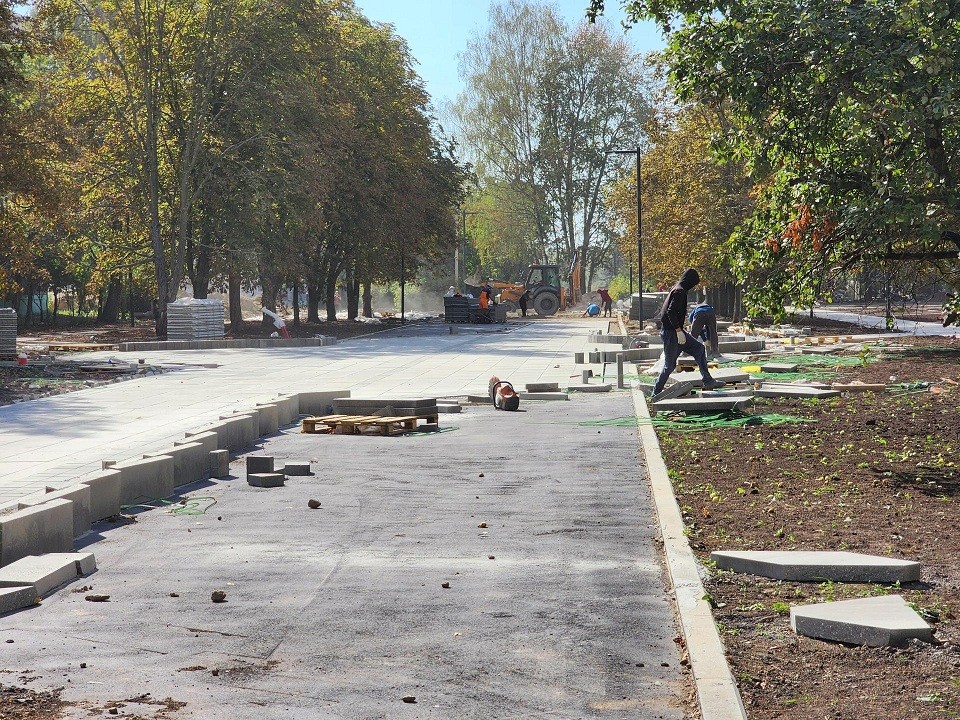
[711,550,921,583]
[281,462,312,476]
[755,385,841,399]
[833,382,886,392]
[760,362,799,373]
[0,552,95,596]
[246,456,275,475]
[78,469,121,521]
[525,382,560,392]
[212,414,258,452]
[567,383,613,392]
[0,499,74,566]
[518,391,569,401]
[651,396,754,413]
[653,379,698,402]
[436,403,463,412]
[668,368,750,387]
[0,585,38,615]
[272,394,300,425]
[699,388,755,398]
[18,484,92,539]
[790,595,933,647]
[247,472,285,488]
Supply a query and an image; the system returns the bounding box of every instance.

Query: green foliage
[591,0,960,322]
[606,274,630,299]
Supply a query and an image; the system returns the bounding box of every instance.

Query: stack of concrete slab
[166,298,225,341]
[332,397,438,418]
[0,307,16,356]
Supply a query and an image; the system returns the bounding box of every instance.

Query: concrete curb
[619,314,746,720]
[630,385,747,720]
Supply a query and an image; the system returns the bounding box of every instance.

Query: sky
[352,0,665,107]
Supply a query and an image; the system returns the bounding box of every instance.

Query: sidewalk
[0,319,594,502]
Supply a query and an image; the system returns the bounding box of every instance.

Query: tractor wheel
[499,300,519,314]
[533,292,560,317]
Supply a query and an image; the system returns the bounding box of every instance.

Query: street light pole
[606,146,642,324]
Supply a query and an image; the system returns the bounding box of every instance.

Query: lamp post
[606,147,642,324]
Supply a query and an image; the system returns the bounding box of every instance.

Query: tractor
[492,256,581,317]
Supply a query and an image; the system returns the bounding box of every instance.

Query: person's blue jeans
[653,327,712,394]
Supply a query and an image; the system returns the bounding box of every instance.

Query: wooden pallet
[301,414,424,436]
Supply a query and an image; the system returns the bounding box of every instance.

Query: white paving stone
[711,550,920,583]
[791,595,932,647]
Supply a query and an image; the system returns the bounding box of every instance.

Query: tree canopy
[589,0,960,323]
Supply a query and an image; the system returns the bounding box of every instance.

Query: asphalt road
[2,392,690,719]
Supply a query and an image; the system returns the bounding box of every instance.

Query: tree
[457,0,650,289]
[589,0,960,323]
[605,102,752,311]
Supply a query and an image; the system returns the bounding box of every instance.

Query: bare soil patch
[656,337,960,719]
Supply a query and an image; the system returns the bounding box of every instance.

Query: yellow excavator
[481,254,581,317]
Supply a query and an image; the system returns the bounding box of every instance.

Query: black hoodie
[658,268,700,330]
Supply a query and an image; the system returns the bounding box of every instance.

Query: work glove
[676,329,686,345]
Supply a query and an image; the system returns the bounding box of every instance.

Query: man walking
[652,268,726,399]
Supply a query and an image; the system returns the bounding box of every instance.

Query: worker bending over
[652,268,725,399]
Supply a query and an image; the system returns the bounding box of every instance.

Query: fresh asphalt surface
[3,393,689,719]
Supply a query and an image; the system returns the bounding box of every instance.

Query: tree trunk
[228,271,243,330]
[190,212,212,299]
[362,280,373,318]
[346,271,359,320]
[52,290,59,326]
[291,281,300,327]
[307,283,320,322]
[99,276,122,323]
[325,270,338,322]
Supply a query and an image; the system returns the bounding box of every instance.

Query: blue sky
[353,0,665,107]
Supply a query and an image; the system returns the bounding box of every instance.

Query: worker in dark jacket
[652,268,726,398]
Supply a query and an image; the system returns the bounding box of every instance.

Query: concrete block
[213,414,258,452]
[246,456,274,474]
[273,395,300,425]
[525,382,560,393]
[113,455,175,505]
[760,362,799,373]
[710,550,921,583]
[0,585,38,615]
[78,469,122,521]
[791,595,932,647]
[518,392,568,401]
[254,403,280,435]
[282,462,312,476]
[651,396,753,413]
[567,383,612,392]
[0,552,97,596]
[145,442,207,487]
[832,382,886,392]
[18,485,92,539]
[0,500,74,567]
[176,430,218,456]
[653,379,698,402]
[755,385,840,399]
[210,450,230,479]
[299,390,352,416]
[699,388,755,398]
[247,473,285,488]
[436,404,463,413]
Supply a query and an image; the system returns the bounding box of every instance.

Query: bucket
[16,352,27,366]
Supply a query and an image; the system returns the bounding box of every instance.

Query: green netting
[580,411,814,433]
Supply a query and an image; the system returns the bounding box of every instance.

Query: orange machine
[492,254,581,317]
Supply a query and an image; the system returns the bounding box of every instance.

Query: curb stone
[621,316,747,720]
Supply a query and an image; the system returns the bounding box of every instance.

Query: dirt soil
[656,337,960,719]
[0,683,64,719]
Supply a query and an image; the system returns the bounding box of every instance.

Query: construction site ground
[656,337,960,719]
[1,390,692,718]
